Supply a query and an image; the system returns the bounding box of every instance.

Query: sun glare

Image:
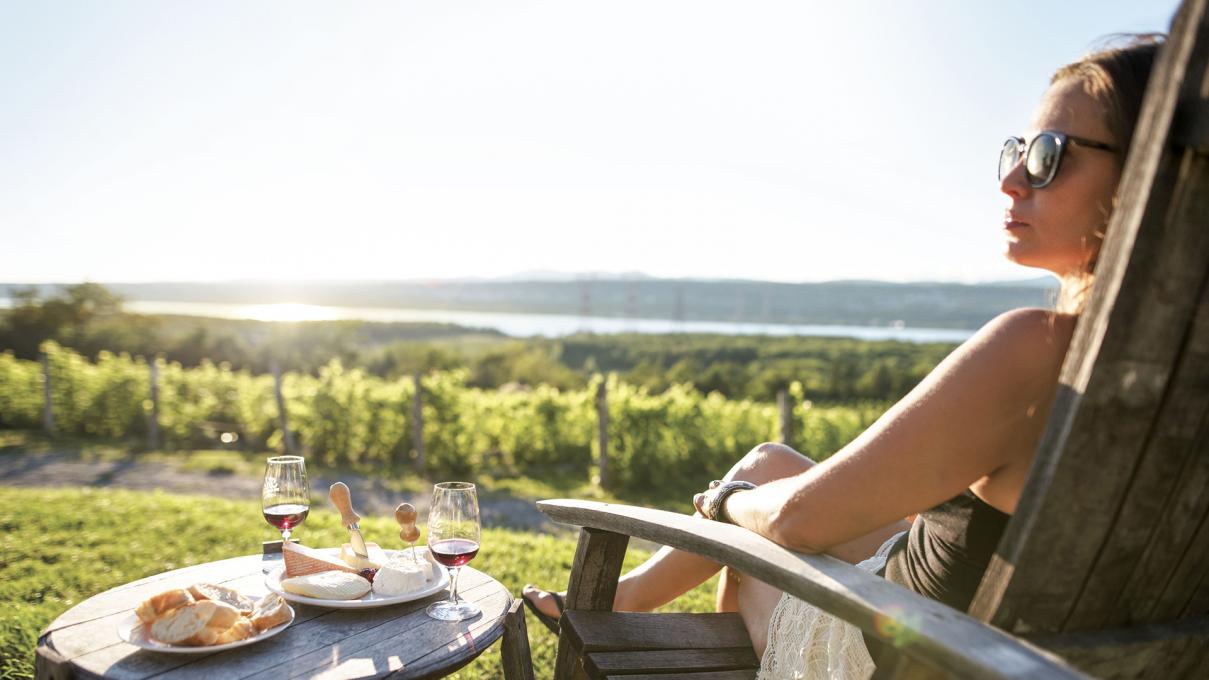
[238,303,341,322]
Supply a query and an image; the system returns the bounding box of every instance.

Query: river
[0,297,974,343]
[99,300,974,343]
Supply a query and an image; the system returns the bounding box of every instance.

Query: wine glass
[262,455,310,545]
[426,482,481,621]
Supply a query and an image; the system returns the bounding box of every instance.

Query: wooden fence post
[596,380,609,489]
[41,352,54,436]
[412,371,425,472]
[777,389,793,447]
[271,360,297,454]
[147,359,160,450]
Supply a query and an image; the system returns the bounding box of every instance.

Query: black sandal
[522,586,565,634]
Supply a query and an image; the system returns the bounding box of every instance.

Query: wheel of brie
[280,571,372,600]
[373,559,427,596]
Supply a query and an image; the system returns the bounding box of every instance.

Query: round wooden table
[35,554,528,680]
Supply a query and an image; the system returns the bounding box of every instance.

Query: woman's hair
[1052,34,1165,168]
[1051,33,1164,313]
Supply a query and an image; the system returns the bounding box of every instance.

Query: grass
[0,430,701,514]
[0,486,718,680]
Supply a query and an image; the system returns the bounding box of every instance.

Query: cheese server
[329,482,369,558]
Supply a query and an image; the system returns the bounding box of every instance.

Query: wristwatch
[707,481,757,524]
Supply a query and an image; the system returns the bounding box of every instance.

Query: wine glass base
[260,554,284,574]
[426,599,481,621]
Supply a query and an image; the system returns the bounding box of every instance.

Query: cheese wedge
[282,541,360,578]
[372,559,426,596]
[281,571,372,600]
[339,542,389,570]
[403,546,441,582]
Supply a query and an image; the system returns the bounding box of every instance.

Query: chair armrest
[538,499,1088,680]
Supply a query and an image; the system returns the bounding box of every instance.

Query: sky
[0,1,1180,285]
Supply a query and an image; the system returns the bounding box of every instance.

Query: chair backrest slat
[1175,512,1209,617]
[1110,294,1209,626]
[970,0,1209,636]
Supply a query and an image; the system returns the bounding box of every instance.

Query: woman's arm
[714,308,1075,553]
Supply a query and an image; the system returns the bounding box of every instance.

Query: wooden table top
[36,554,514,680]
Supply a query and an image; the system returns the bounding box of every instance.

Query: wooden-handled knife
[329,482,369,558]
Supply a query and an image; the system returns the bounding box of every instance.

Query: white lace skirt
[757,532,906,680]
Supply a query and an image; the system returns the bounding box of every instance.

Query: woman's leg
[737,574,786,658]
[526,442,910,620]
[526,442,814,618]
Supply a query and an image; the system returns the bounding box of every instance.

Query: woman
[525,34,1162,678]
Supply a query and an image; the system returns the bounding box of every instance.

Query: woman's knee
[727,442,814,485]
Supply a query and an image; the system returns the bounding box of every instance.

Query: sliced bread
[188,583,254,616]
[249,592,292,630]
[149,600,241,646]
[135,588,194,624]
[213,617,258,645]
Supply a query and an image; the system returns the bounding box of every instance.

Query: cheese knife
[329,482,369,558]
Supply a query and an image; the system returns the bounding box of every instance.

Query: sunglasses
[998,130,1117,188]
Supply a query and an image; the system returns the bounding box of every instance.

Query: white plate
[117,604,294,654]
[264,548,449,609]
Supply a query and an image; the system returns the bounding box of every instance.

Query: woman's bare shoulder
[963,309,1077,509]
[970,308,1076,373]
[920,308,1075,411]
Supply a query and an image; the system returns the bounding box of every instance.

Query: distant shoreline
[0,297,974,344]
[0,277,1053,335]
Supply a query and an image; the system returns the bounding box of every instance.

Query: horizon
[1,2,1177,284]
[0,270,1058,288]
[1,274,1046,336]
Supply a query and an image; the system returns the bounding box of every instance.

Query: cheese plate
[265,547,449,609]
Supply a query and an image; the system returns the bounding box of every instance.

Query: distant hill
[0,277,1059,330]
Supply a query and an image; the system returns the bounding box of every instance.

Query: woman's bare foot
[522,584,565,620]
[522,584,569,633]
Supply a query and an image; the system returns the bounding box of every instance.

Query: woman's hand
[692,480,723,517]
[695,480,757,523]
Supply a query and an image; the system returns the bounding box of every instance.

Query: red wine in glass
[263,503,309,531]
[430,538,479,568]
[426,482,481,621]
[261,455,310,545]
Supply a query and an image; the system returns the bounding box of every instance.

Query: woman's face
[1000,77,1122,277]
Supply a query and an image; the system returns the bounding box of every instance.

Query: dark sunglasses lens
[1025,133,1061,187]
[998,140,1021,180]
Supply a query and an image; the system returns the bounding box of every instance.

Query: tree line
[1,283,960,403]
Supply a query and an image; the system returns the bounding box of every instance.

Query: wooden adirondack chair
[533,1,1209,677]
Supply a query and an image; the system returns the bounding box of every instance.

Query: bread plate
[264,548,449,609]
[116,604,294,654]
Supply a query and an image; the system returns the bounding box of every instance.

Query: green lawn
[0,486,717,680]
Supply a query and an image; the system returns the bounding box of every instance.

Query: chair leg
[553,527,630,680]
[502,598,537,680]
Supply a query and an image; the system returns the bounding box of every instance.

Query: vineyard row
[0,343,887,493]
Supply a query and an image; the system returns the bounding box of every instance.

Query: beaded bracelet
[706,481,757,524]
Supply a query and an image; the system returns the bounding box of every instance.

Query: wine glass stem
[448,566,462,604]
[281,528,292,543]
